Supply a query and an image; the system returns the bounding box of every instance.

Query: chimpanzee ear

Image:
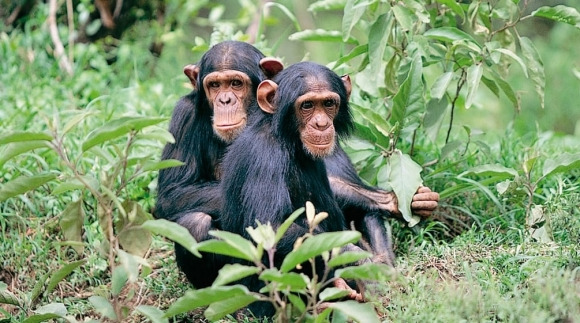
[183,64,200,89]
[257,80,278,114]
[341,74,352,100]
[260,58,284,79]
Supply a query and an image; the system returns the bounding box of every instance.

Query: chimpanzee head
[257,61,353,158]
[183,41,283,143]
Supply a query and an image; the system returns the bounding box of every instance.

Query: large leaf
[385,151,423,226]
[142,219,201,257]
[542,152,580,178]
[89,296,117,320]
[368,14,391,90]
[335,263,395,282]
[259,269,308,291]
[460,164,518,179]
[135,305,168,323]
[212,264,260,287]
[519,36,545,109]
[289,29,357,44]
[391,52,425,139]
[280,231,360,273]
[327,300,380,323]
[436,0,465,20]
[430,71,453,100]
[204,294,259,321]
[45,260,86,295]
[424,27,481,47]
[208,230,260,262]
[327,250,372,268]
[531,5,580,29]
[465,63,483,109]
[164,285,256,318]
[423,97,449,143]
[0,131,53,145]
[342,0,366,41]
[0,141,49,167]
[82,116,167,152]
[59,199,85,253]
[0,173,57,202]
[493,48,528,78]
[0,289,20,306]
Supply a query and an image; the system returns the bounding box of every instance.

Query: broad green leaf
[0,131,53,145]
[280,231,360,273]
[392,53,425,139]
[52,176,99,195]
[440,140,462,161]
[436,0,465,20]
[327,250,372,268]
[82,116,167,152]
[423,97,449,143]
[89,295,117,320]
[287,293,306,313]
[63,110,96,135]
[118,226,152,258]
[542,153,580,178]
[46,260,86,295]
[519,36,545,109]
[205,294,259,321]
[22,313,62,323]
[392,4,415,31]
[327,300,380,323]
[259,269,308,290]
[135,305,168,323]
[460,164,518,178]
[30,272,50,304]
[0,289,20,306]
[424,27,481,47]
[142,219,201,257]
[247,223,276,249]
[481,74,500,98]
[212,264,260,287]
[493,73,520,111]
[209,230,260,261]
[465,63,483,109]
[289,29,357,44]
[164,285,253,317]
[342,0,366,41]
[59,199,85,253]
[308,0,346,12]
[197,240,255,261]
[141,159,185,172]
[0,141,49,167]
[331,44,368,69]
[112,266,129,297]
[319,287,350,301]
[531,5,580,29]
[0,173,57,202]
[386,151,423,225]
[34,303,67,317]
[335,263,395,281]
[275,207,305,244]
[368,14,391,87]
[493,48,528,78]
[430,71,453,100]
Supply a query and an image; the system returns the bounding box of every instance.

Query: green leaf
[52,176,99,195]
[465,63,483,109]
[368,14,391,87]
[89,295,117,320]
[118,225,152,258]
[493,48,528,78]
[164,285,254,317]
[289,29,357,44]
[423,97,449,143]
[531,5,580,29]
[493,73,519,111]
[0,173,57,202]
[385,151,423,225]
[135,305,168,323]
[33,303,67,317]
[46,260,86,295]
[319,287,350,301]
[142,219,201,257]
[287,293,306,313]
[460,164,518,179]
[280,231,360,273]
[424,27,481,47]
[205,294,259,321]
[436,0,465,20]
[141,159,185,172]
[0,141,49,167]
[22,313,62,323]
[327,300,380,323]
[197,239,255,262]
[342,0,366,41]
[335,263,395,281]
[82,116,167,152]
[392,52,425,139]
[327,250,372,268]
[29,272,50,304]
[112,266,129,297]
[430,71,453,100]
[0,289,20,306]
[275,207,305,244]
[0,131,53,145]
[519,36,545,109]
[59,199,85,253]
[63,110,96,135]
[542,153,580,178]
[392,4,415,31]
[331,44,368,69]
[308,0,346,12]
[259,269,308,290]
[481,74,500,98]
[212,264,260,287]
[208,230,260,262]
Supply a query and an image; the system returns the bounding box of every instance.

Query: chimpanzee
[155,41,283,288]
[219,62,364,316]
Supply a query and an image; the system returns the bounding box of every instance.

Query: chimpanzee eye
[231,79,243,87]
[301,101,314,110]
[209,81,220,88]
[323,99,335,107]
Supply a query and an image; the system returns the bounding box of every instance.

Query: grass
[1,17,580,323]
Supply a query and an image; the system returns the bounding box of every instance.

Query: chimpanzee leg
[352,211,395,266]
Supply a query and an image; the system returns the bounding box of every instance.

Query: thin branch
[66,0,74,66]
[48,0,73,75]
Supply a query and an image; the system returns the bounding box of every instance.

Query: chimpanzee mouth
[216,119,246,130]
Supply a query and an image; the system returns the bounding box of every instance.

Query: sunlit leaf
[519,36,545,109]
[465,63,483,109]
[209,230,260,261]
[430,71,453,100]
[82,116,167,152]
[89,295,117,320]
[0,173,57,202]
[335,262,395,281]
[46,260,86,295]
[142,219,201,257]
[386,151,423,225]
[393,4,415,31]
[531,5,580,29]
[460,164,518,178]
[259,269,308,290]
[22,313,62,323]
[0,131,53,145]
[424,27,481,47]
[493,48,528,78]
[59,199,85,253]
[542,152,580,178]
[0,141,49,167]
[280,231,360,273]
[213,264,260,287]
[136,305,168,323]
[164,285,254,317]
[327,300,380,323]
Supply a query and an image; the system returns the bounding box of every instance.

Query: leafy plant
[144,202,394,322]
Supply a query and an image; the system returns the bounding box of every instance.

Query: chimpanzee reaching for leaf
[219,62,365,317]
[155,41,283,288]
